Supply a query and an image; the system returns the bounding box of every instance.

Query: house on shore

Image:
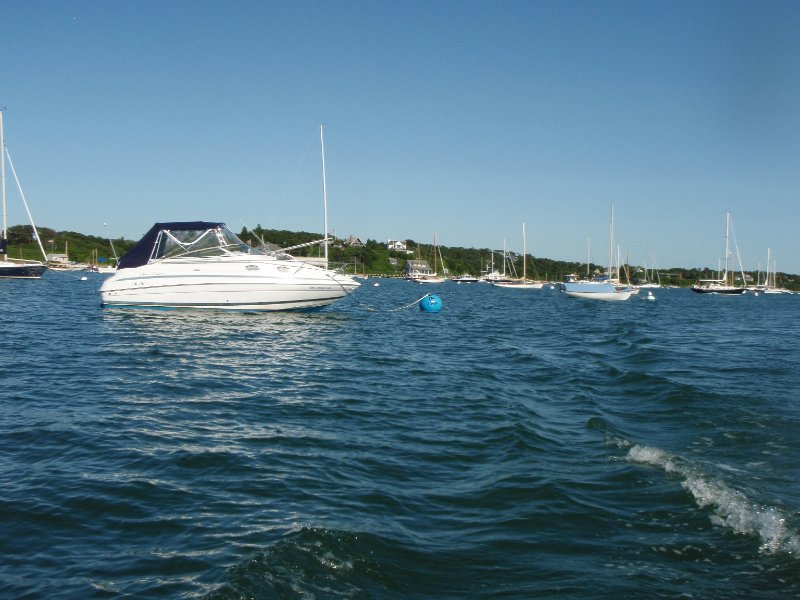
[404,259,433,279]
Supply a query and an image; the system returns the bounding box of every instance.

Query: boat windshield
[152,226,262,260]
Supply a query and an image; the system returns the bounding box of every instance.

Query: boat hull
[690,285,746,295]
[492,281,544,289]
[0,262,47,279]
[562,280,632,301]
[100,257,359,311]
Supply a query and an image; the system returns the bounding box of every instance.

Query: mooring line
[325,273,431,312]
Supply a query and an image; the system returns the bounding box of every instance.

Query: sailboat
[637,256,661,289]
[0,110,48,279]
[756,249,790,294]
[416,231,446,283]
[691,213,746,295]
[96,223,119,274]
[561,206,632,301]
[480,242,513,283]
[493,221,544,289]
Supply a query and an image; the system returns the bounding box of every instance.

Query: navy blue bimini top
[116,222,224,270]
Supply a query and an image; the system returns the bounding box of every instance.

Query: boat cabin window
[152,226,258,259]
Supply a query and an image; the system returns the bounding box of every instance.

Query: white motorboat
[451,274,479,283]
[100,222,360,311]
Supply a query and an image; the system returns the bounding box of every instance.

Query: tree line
[4,223,797,290]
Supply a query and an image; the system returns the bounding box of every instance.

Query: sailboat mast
[5,146,49,262]
[586,236,590,279]
[608,205,615,282]
[522,221,526,281]
[502,239,507,277]
[433,231,437,274]
[1,110,6,262]
[767,247,772,288]
[723,212,731,286]
[320,124,329,269]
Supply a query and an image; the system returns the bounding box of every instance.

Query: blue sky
[3,1,799,272]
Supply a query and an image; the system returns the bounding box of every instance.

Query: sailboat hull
[492,281,544,289]
[562,280,632,301]
[690,285,746,295]
[0,262,47,279]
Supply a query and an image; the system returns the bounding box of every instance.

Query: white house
[388,239,413,254]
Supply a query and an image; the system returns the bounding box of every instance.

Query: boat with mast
[493,221,544,289]
[100,125,359,310]
[416,231,446,283]
[636,256,661,289]
[561,206,632,301]
[756,248,791,294]
[0,110,48,279]
[480,242,513,283]
[691,212,746,295]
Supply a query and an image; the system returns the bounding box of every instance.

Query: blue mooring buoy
[419,293,442,312]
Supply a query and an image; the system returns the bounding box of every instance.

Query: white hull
[101,256,358,311]
[562,279,632,301]
[563,289,632,301]
[492,281,544,290]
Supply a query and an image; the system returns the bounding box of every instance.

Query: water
[1,274,799,598]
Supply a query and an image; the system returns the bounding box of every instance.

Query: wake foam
[624,443,800,556]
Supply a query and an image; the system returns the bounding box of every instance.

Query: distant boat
[420,231,446,283]
[691,213,746,295]
[480,243,513,284]
[561,206,631,301]
[755,248,791,294]
[561,273,632,301]
[412,231,446,283]
[452,274,479,283]
[97,223,119,274]
[636,256,661,289]
[0,110,48,279]
[493,221,544,290]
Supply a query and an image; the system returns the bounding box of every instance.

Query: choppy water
[1,273,799,598]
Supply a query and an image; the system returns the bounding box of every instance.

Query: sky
[2,0,799,272]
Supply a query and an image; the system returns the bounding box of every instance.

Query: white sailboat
[480,242,513,283]
[96,222,119,274]
[493,221,544,289]
[416,231,446,283]
[691,213,746,295]
[561,206,632,301]
[758,249,791,294]
[0,110,48,279]
[637,256,661,289]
